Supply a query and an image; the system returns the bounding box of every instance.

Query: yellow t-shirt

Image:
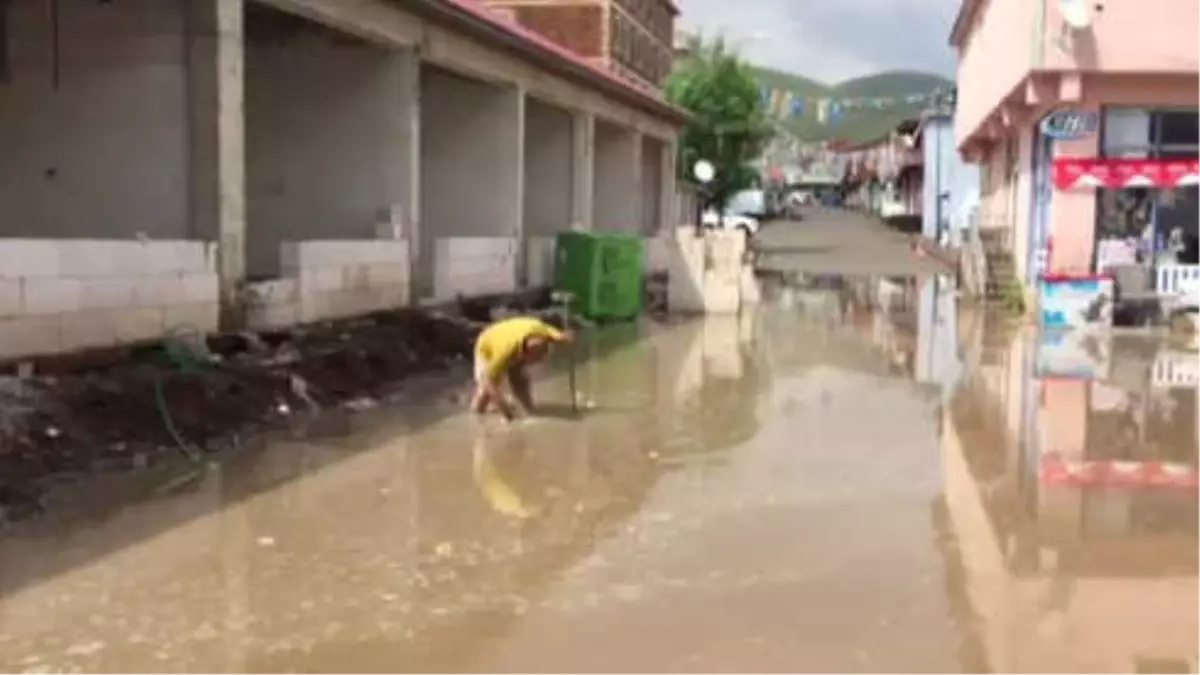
[474,317,564,382]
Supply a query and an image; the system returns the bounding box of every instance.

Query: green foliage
[1000,278,1027,314]
[665,35,774,209]
[748,67,953,144]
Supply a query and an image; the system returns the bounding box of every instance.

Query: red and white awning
[1041,452,1200,489]
[1052,158,1200,190]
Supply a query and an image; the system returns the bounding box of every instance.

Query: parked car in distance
[701,208,760,236]
[701,188,765,236]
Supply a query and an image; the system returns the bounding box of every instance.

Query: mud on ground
[0,308,496,527]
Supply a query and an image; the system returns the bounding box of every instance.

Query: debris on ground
[0,308,487,527]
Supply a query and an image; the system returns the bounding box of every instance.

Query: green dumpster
[554,231,644,321]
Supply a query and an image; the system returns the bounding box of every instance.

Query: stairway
[979,227,1018,303]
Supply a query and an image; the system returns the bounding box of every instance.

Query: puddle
[0,275,1193,673]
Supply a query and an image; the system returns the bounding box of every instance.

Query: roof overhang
[948,0,984,48]
[407,0,691,126]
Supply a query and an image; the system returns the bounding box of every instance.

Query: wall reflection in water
[941,309,1198,673]
[0,314,768,673]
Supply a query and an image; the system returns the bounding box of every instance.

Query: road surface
[755,208,950,277]
[0,221,1194,673]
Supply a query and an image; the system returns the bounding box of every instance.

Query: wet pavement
[0,272,1196,673]
[755,209,949,277]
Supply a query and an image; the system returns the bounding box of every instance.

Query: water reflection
[0,316,768,673]
[942,318,1198,673]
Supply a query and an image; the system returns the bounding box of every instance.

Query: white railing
[1152,350,1199,389]
[1156,264,1200,298]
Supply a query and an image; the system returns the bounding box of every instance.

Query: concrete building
[481,0,677,90]
[918,111,981,245]
[0,0,686,361]
[950,0,1199,297]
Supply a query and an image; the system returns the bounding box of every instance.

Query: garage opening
[418,65,522,301]
[242,2,412,326]
[522,97,573,288]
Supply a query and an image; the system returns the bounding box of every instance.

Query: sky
[677,0,961,84]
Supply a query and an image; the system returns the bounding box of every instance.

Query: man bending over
[470,316,573,420]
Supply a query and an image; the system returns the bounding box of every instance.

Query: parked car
[701,188,765,236]
[701,208,760,236]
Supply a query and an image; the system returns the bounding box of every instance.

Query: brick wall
[509,4,605,58]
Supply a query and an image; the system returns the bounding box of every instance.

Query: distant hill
[750,67,953,144]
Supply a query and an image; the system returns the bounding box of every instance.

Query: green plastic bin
[554,231,644,321]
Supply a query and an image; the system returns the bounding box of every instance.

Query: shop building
[918,110,981,246]
[950,0,1199,301]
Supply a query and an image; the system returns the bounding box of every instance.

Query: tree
[665,35,774,211]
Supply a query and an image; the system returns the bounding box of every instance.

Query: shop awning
[1040,452,1199,489]
[1052,157,1200,190]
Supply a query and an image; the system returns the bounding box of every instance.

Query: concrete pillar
[507,87,527,287]
[571,111,595,228]
[660,138,678,232]
[382,48,421,304]
[630,131,645,233]
[186,0,246,330]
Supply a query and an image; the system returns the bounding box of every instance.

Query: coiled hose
[153,326,217,463]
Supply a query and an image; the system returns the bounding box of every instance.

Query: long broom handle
[552,290,579,413]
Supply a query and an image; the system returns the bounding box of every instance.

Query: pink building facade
[951,0,1199,294]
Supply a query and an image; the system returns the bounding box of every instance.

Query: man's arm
[540,322,575,343]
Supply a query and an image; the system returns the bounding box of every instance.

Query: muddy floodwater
[0,275,1195,673]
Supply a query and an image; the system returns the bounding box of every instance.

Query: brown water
[0,276,1195,673]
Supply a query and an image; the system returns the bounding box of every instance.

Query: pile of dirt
[0,309,487,527]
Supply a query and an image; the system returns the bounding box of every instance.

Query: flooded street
[0,273,1196,673]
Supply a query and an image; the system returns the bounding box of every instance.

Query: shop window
[1156,110,1199,254]
[1095,188,1153,268]
[1102,108,1151,158]
[1158,110,1198,158]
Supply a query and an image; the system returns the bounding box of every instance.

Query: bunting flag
[816,99,829,124]
[754,86,955,125]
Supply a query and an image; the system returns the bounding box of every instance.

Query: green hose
[151,325,219,463]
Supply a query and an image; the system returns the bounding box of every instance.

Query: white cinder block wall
[0,240,219,359]
[244,240,409,329]
[244,12,413,278]
[434,239,517,300]
[0,0,224,360]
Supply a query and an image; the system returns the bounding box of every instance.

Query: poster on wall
[1095,238,1138,271]
[1039,275,1114,329]
[1036,328,1112,379]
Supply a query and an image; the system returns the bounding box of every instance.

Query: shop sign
[1040,109,1099,140]
[1039,274,1114,329]
[1052,157,1200,190]
[1036,327,1112,379]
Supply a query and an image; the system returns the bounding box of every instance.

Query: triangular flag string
[755,85,955,125]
